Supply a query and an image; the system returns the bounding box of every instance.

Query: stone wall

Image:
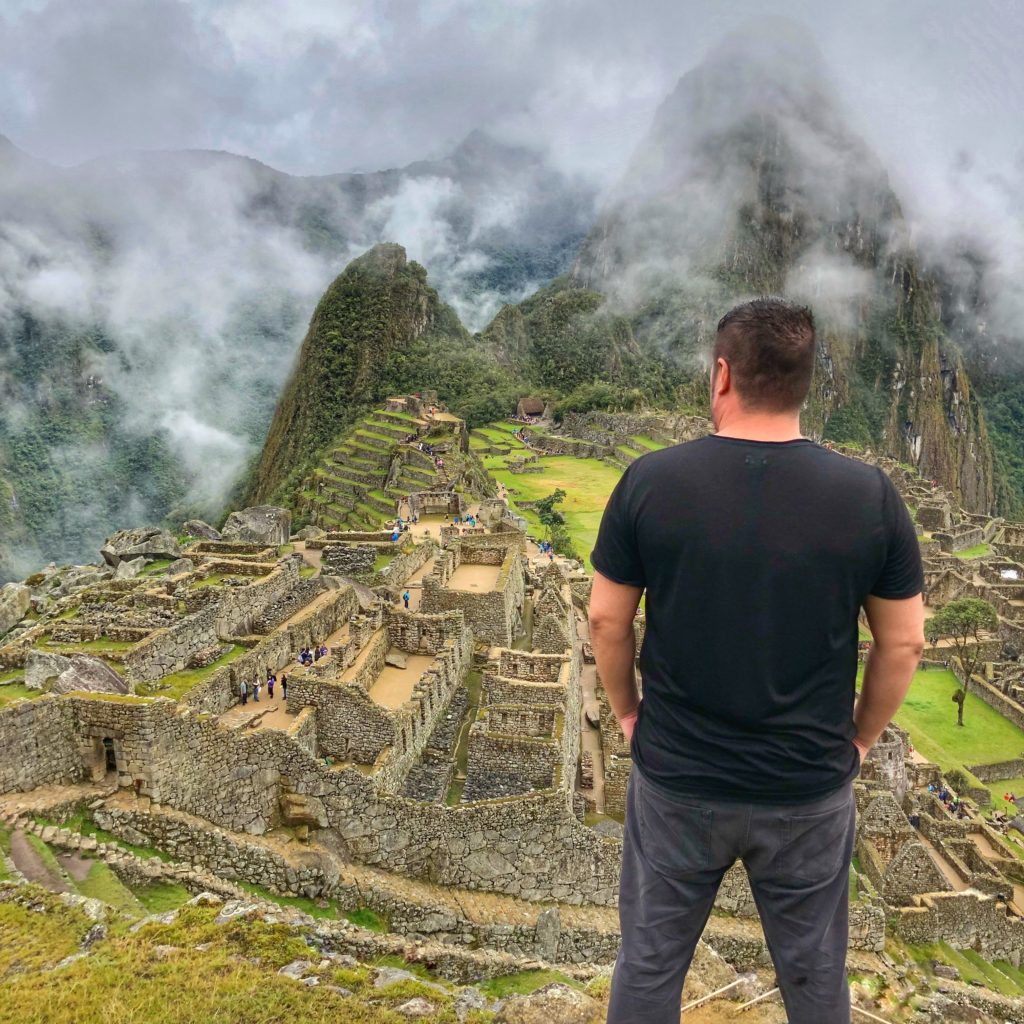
[321,544,376,576]
[183,585,359,716]
[0,696,82,793]
[422,542,525,647]
[125,562,300,684]
[968,758,1024,783]
[894,891,1024,962]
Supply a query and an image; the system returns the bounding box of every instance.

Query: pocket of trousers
[636,775,713,877]
[779,793,853,884]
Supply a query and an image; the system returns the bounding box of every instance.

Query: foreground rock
[494,983,603,1024]
[221,506,291,546]
[0,582,31,638]
[100,528,182,568]
[25,652,130,695]
[182,519,222,540]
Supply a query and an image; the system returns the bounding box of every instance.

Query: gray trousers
[608,769,856,1024]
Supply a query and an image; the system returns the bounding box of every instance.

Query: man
[590,298,924,1024]
[239,678,248,706]
[403,590,410,609]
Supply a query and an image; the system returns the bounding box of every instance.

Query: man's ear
[713,357,731,397]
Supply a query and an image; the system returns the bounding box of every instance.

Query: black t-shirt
[590,436,924,804]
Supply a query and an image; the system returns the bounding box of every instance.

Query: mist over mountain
[2,9,1023,579]
[549,22,998,511]
[0,130,594,578]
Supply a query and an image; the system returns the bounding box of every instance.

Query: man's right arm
[854,594,925,756]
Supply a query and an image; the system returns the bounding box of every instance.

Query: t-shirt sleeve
[870,471,924,599]
[590,465,646,587]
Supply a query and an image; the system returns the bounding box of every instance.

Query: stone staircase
[303,409,432,531]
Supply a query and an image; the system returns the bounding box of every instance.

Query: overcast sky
[2,0,1022,190]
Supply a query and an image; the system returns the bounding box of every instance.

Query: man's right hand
[619,710,638,742]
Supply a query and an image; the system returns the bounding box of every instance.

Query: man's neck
[713,411,803,442]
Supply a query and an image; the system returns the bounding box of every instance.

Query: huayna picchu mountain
[482,21,997,511]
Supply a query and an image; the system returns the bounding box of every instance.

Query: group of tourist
[238,671,287,706]
[928,782,972,818]
[512,428,531,443]
[537,540,555,560]
[298,644,328,667]
[1004,792,1018,806]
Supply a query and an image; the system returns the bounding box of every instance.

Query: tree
[924,598,999,727]
[533,488,578,559]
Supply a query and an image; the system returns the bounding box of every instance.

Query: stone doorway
[103,738,117,773]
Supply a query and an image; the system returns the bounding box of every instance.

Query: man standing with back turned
[590,299,925,1024]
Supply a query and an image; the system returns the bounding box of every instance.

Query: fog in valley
[0,0,1021,574]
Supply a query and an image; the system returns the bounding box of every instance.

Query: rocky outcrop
[221,506,291,546]
[100,528,181,568]
[24,651,129,695]
[182,520,221,541]
[0,582,31,638]
[245,244,467,505]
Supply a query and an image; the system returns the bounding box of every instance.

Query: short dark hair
[713,298,816,412]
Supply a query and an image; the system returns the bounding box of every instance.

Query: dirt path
[9,829,71,892]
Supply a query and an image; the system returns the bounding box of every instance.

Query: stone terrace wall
[37,692,621,902]
[0,696,82,794]
[387,608,465,655]
[894,891,1024,961]
[125,562,300,683]
[422,545,525,647]
[485,674,565,707]
[968,758,1024,783]
[467,715,562,790]
[498,650,565,682]
[290,632,392,763]
[182,585,360,716]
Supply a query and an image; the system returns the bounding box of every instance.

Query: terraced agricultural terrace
[5,395,1024,1022]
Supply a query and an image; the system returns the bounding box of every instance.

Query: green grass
[75,859,145,917]
[41,637,134,656]
[0,668,24,684]
[139,558,174,577]
[630,435,668,452]
[133,881,192,914]
[0,683,41,707]
[136,644,245,700]
[189,572,227,589]
[477,969,580,998]
[889,667,1024,772]
[483,442,624,569]
[954,542,992,559]
[0,887,94,975]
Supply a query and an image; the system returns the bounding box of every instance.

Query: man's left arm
[589,571,643,740]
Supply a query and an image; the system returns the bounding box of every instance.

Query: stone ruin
[6,404,1024,984]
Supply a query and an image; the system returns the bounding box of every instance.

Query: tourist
[267,674,275,699]
[240,679,248,705]
[403,590,410,609]
[391,529,400,542]
[281,674,287,700]
[590,299,925,1024]
[313,646,321,662]
[253,679,261,703]
[320,644,328,659]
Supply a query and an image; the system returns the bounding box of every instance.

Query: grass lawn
[630,434,668,452]
[485,450,623,569]
[139,558,174,577]
[136,644,246,700]
[888,667,1024,773]
[955,542,992,559]
[0,683,40,707]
